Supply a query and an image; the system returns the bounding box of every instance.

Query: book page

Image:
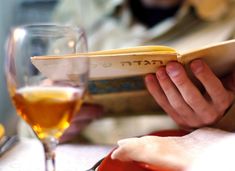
[179,39,235,78]
[88,53,177,80]
[31,49,177,80]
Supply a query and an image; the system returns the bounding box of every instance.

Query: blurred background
[0,0,118,137]
[0,0,177,140]
[2,0,234,143]
[0,0,59,135]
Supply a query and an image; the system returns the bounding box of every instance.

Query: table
[0,138,113,171]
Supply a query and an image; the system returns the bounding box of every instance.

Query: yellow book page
[31,46,178,80]
[179,39,235,78]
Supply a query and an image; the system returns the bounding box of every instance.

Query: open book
[31,39,235,81]
[30,39,235,115]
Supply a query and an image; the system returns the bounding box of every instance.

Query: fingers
[111,137,143,161]
[166,62,208,109]
[156,66,201,127]
[166,61,217,125]
[145,74,188,127]
[190,59,234,114]
[111,136,159,162]
[111,136,189,169]
[145,59,234,128]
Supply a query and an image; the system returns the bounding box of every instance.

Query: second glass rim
[11,23,85,37]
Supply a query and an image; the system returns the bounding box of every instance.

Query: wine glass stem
[42,139,58,171]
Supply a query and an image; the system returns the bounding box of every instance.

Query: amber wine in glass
[12,86,83,139]
[5,24,88,171]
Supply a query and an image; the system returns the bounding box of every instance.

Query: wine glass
[5,24,89,171]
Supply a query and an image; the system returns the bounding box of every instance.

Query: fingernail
[191,59,204,74]
[117,139,129,145]
[145,74,155,83]
[111,151,117,159]
[156,67,167,80]
[166,62,181,77]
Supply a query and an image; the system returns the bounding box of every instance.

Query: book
[31,39,235,81]
[31,39,235,115]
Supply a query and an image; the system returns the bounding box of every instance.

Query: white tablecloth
[0,138,113,171]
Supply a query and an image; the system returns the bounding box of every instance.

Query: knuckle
[185,94,198,105]
[202,119,214,126]
[161,82,173,92]
[185,94,203,107]
[215,94,233,113]
[172,75,187,87]
[154,96,168,107]
[170,100,184,111]
[218,100,230,113]
[181,116,203,128]
[201,111,219,125]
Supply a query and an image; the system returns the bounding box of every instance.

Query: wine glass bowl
[5,24,88,171]
[12,86,83,140]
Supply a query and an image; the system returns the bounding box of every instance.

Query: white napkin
[111,127,235,171]
[0,138,113,171]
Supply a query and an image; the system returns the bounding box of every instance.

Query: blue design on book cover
[88,76,146,94]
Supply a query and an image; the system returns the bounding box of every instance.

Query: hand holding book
[145,59,234,129]
[31,39,235,130]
